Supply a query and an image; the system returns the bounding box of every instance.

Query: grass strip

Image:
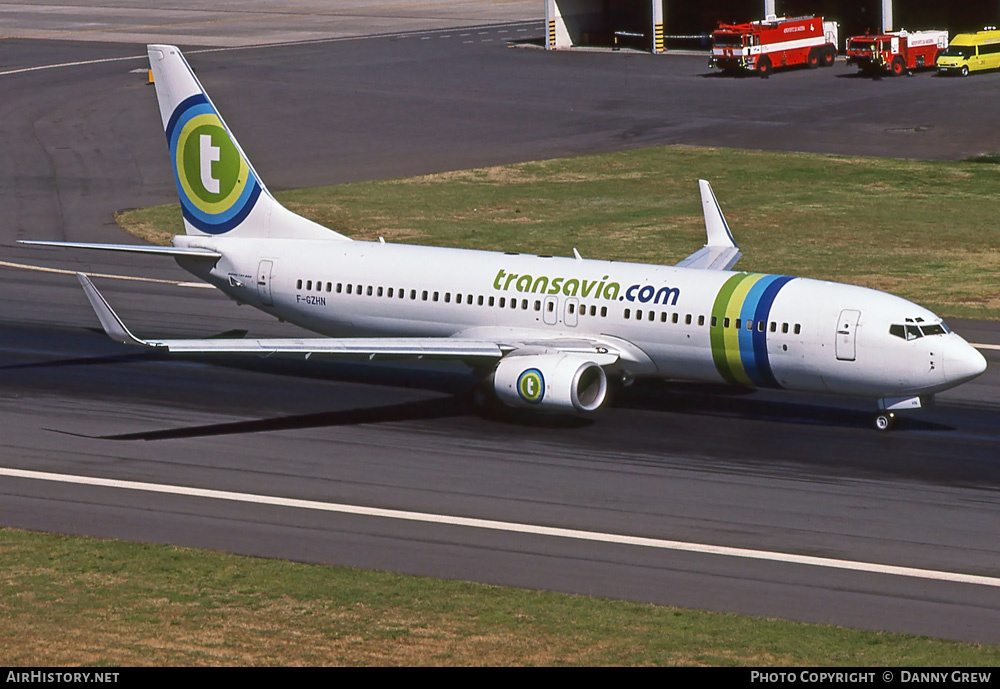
[3,527,998,666]
[118,145,1000,319]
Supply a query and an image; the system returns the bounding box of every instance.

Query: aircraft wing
[674,180,742,271]
[77,273,619,365]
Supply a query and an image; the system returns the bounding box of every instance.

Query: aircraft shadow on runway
[0,351,162,371]
[614,380,954,433]
[184,356,954,432]
[12,344,952,438]
[48,392,592,442]
[50,380,951,442]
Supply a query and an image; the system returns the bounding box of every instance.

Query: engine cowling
[493,354,608,412]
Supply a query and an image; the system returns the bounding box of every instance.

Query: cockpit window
[889,322,949,340]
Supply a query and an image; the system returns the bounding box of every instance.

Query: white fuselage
[173,235,985,401]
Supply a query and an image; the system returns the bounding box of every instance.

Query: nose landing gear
[874,412,897,431]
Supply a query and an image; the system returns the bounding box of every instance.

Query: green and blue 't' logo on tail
[165,94,261,234]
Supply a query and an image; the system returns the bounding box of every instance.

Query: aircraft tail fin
[147,45,349,241]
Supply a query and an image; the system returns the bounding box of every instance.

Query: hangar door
[546,0,666,53]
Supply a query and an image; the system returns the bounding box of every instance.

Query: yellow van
[937,28,1000,76]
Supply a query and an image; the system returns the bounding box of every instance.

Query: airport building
[544,0,1000,53]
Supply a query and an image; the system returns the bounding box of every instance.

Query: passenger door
[257,259,274,306]
[836,309,860,361]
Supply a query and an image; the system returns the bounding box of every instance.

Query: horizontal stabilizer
[21,240,221,259]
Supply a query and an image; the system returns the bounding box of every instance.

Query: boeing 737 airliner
[21,45,987,431]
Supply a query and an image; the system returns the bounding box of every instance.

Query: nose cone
[945,337,988,387]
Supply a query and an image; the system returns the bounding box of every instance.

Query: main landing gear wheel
[874,412,897,432]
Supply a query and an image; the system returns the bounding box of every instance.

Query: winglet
[699,179,738,250]
[76,273,157,348]
[675,181,742,271]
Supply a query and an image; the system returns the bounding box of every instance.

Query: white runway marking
[0,22,545,78]
[2,466,999,589]
[0,54,145,77]
[0,260,213,289]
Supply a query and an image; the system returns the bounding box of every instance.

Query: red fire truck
[710,15,839,77]
[844,29,948,75]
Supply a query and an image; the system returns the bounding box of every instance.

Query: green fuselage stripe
[711,273,767,386]
[711,274,746,384]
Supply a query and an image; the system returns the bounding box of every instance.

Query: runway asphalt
[2,4,1000,646]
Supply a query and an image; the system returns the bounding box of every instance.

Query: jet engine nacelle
[493,354,608,412]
